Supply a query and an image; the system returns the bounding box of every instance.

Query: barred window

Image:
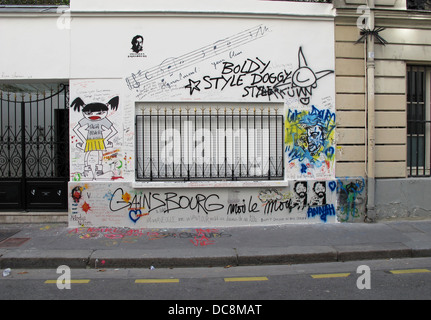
[407,65,431,177]
[136,103,284,181]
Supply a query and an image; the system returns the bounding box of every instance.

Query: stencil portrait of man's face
[294,181,307,198]
[132,35,144,53]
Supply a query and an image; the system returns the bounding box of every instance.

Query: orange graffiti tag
[81,201,92,213]
[122,192,131,203]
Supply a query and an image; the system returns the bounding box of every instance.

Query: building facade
[0,0,430,226]
[334,0,431,221]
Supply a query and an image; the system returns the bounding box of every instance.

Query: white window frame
[133,102,287,188]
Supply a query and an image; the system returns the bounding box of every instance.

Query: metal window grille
[407,65,431,177]
[136,106,284,181]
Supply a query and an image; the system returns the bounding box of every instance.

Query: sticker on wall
[128,35,147,58]
[70,80,125,182]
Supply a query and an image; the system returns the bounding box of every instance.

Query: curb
[1,245,431,269]
[0,250,92,269]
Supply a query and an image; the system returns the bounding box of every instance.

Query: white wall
[0,14,70,80]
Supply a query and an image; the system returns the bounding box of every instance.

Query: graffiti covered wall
[121,20,337,182]
[69,181,337,228]
[69,79,134,182]
[68,3,339,228]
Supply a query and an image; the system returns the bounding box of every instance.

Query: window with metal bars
[135,104,284,181]
[407,65,431,177]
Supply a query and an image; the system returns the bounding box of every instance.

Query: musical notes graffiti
[125,25,270,98]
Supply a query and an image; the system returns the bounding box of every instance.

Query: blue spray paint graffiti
[336,177,366,222]
[285,105,336,163]
[285,105,336,179]
[307,204,336,222]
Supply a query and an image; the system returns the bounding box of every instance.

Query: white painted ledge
[71,0,335,18]
[132,180,289,189]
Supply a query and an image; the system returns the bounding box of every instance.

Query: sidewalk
[1,219,431,269]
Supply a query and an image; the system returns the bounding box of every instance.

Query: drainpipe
[366,0,376,221]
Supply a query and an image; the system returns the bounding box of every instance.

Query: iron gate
[0,84,69,211]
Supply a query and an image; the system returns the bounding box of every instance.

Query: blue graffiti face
[286,106,336,166]
[306,124,324,156]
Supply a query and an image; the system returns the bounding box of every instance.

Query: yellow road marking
[311,273,351,279]
[224,277,268,282]
[45,280,90,284]
[135,279,179,283]
[390,269,431,275]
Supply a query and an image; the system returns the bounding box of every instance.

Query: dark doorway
[0,84,69,211]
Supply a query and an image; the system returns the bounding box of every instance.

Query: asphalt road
[1,257,430,303]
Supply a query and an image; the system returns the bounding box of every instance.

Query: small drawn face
[307,125,324,155]
[83,110,108,121]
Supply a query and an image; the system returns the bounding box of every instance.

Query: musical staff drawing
[125,24,269,90]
